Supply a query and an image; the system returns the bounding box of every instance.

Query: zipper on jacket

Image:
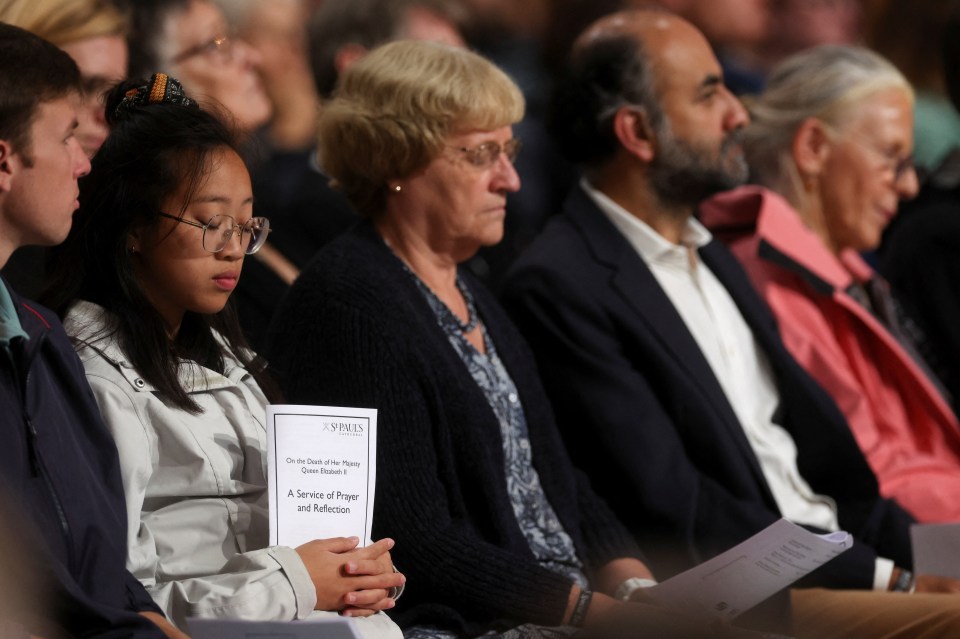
[18,333,75,570]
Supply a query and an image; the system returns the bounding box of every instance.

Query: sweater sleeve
[273,295,576,627]
[84,372,318,629]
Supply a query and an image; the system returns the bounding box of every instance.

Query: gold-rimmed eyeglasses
[449,138,522,168]
[172,35,233,65]
[158,212,270,255]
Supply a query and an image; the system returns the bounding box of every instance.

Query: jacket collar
[700,185,875,293]
[562,183,774,495]
[64,300,248,393]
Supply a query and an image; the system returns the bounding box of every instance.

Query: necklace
[450,275,479,333]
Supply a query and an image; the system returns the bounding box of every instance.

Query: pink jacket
[701,185,960,522]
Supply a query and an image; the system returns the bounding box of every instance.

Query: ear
[612,106,655,163]
[333,43,369,75]
[0,139,17,195]
[127,227,145,252]
[792,117,833,176]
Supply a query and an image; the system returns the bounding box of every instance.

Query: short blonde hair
[743,45,913,208]
[318,39,525,217]
[0,0,127,46]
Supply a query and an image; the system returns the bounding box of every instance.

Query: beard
[648,123,749,210]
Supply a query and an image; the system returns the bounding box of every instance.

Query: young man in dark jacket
[0,23,183,639]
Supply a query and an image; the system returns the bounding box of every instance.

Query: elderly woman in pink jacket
[700,45,960,523]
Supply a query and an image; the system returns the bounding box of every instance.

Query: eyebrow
[191,195,255,206]
[698,74,723,92]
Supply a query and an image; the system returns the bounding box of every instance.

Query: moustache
[721,129,745,154]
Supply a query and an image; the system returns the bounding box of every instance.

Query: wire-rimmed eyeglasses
[158,212,270,255]
[449,138,522,168]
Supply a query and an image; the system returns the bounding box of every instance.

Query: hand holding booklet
[645,519,852,621]
[266,404,377,547]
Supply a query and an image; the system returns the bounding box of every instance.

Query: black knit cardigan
[267,221,644,636]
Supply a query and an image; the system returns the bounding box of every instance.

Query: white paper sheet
[266,405,377,547]
[646,519,852,621]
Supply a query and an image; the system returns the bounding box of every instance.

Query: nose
[71,137,91,178]
[219,224,246,260]
[233,38,262,70]
[723,87,750,131]
[493,153,521,194]
[896,164,920,201]
[93,101,107,125]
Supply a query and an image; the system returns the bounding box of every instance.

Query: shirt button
[508,393,518,403]
[134,378,145,389]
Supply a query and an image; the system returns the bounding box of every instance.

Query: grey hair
[743,45,913,206]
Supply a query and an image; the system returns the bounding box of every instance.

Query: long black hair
[43,76,280,412]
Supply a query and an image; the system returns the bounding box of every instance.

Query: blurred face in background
[666,0,773,48]
[401,6,465,46]
[767,0,862,58]
[164,0,272,134]
[60,35,128,157]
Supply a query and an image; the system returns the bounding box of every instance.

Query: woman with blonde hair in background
[0,0,128,158]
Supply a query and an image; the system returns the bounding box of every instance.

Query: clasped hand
[295,537,405,616]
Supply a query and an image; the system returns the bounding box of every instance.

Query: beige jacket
[64,301,399,639]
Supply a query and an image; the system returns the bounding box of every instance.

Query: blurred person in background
[122,0,272,135]
[215,0,321,226]
[759,0,862,77]
[216,0,320,164]
[653,0,773,95]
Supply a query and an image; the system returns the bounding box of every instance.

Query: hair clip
[112,72,198,121]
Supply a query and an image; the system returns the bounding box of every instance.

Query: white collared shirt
[581,180,893,589]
